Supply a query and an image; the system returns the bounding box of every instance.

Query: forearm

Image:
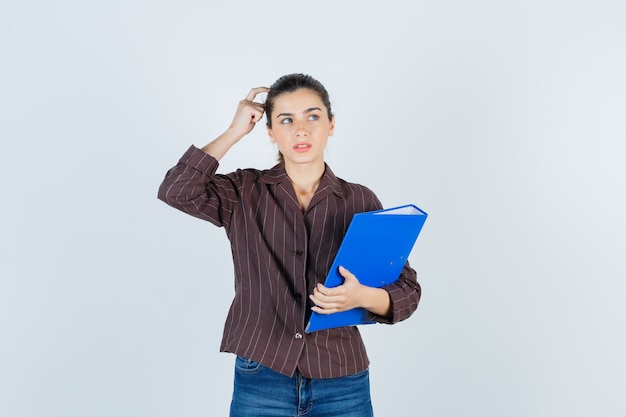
[361,286,392,318]
[200,127,245,161]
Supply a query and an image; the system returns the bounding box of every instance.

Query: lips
[293,143,312,153]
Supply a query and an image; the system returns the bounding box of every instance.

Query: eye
[308,114,320,121]
[280,117,292,124]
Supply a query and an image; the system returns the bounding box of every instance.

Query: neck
[284,161,325,194]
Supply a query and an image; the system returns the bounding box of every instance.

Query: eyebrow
[275,107,322,118]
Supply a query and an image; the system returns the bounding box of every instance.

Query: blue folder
[305,204,428,333]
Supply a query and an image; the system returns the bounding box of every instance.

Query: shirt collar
[259,163,344,198]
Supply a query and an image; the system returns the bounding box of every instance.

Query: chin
[290,154,324,165]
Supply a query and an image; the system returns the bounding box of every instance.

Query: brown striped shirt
[157,145,420,378]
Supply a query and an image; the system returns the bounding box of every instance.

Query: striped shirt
[157,145,421,379]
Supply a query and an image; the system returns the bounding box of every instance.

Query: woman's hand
[200,87,269,160]
[228,87,270,137]
[309,266,392,317]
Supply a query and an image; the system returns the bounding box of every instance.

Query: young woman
[158,74,420,416]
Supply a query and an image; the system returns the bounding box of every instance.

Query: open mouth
[293,143,312,152]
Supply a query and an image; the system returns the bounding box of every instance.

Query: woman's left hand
[310,266,391,317]
[310,266,364,314]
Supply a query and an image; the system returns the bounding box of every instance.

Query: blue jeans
[230,356,374,417]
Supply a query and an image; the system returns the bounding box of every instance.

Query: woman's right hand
[228,87,270,138]
[200,87,270,161]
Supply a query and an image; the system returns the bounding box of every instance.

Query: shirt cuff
[179,145,220,177]
[368,281,420,325]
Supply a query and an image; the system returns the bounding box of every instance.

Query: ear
[328,115,336,137]
[266,124,276,143]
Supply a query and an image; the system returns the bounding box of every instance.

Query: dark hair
[265,73,333,128]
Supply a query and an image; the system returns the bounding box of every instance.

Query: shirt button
[295,250,304,256]
[295,332,303,340]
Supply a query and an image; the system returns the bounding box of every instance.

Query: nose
[295,120,307,136]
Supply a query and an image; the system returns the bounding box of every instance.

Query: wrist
[362,287,392,317]
[222,126,247,144]
[200,128,244,160]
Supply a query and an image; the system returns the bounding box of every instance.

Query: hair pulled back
[265,73,333,128]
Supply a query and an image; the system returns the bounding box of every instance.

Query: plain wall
[1,1,625,416]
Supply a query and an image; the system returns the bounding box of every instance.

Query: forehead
[271,88,326,112]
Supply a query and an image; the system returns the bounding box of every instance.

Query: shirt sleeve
[157,145,240,228]
[356,186,422,325]
[368,261,421,324]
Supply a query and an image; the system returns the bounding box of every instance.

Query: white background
[1,1,625,416]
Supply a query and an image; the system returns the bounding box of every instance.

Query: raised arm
[201,87,269,160]
[157,87,269,226]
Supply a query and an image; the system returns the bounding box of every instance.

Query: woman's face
[266,88,335,168]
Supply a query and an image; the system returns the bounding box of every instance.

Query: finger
[245,86,270,102]
[315,283,342,298]
[338,266,359,282]
[315,283,328,295]
[310,295,338,313]
[311,305,338,315]
[310,291,335,306]
[311,305,328,314]
[338,265,352,277]
[249,107,265,123]
[312,286,328,301]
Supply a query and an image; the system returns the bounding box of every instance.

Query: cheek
[269,131,288,146]
[314,125,332,136]
[273,126,293,139]
[268,126,288,142]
